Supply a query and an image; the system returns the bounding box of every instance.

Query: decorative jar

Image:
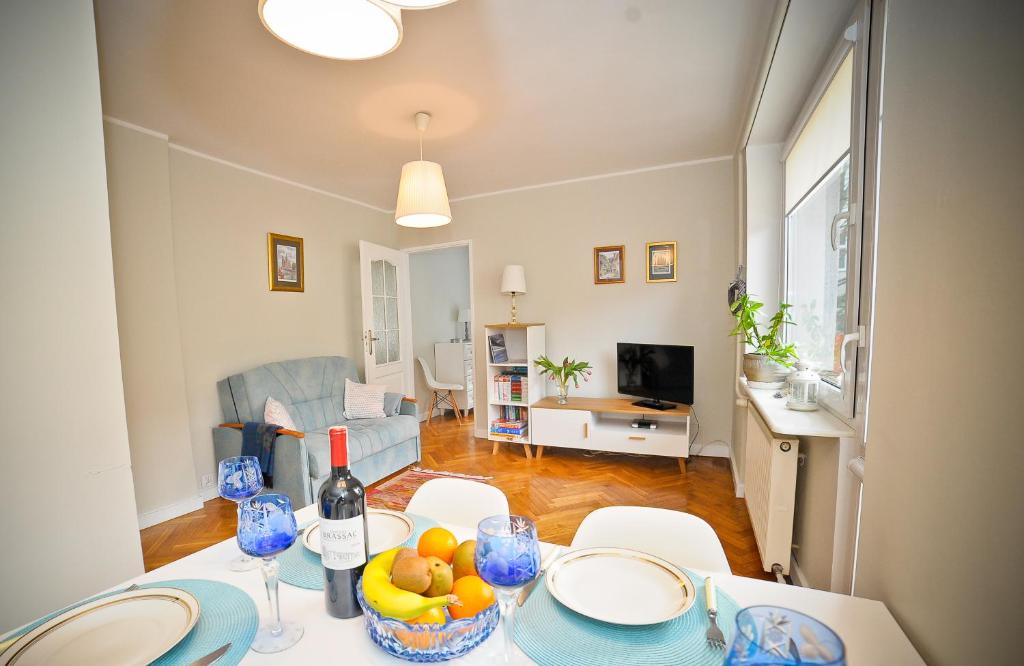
[786,363,820,411]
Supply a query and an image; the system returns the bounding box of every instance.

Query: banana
[361,547,460,620]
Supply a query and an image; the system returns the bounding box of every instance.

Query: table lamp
[457,308,472,341]
[500,265,526,324]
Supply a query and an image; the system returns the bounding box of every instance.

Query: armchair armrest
[218,422,306,439]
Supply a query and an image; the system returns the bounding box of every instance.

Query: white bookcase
[484,323,545,458]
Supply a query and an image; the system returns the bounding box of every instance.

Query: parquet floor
[141,415,771,580]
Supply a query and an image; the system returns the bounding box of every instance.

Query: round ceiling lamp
[395,112,451,228]
[385,0,458,8]
[258,0,402,61]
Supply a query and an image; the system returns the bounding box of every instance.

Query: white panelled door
[358,241,414,395]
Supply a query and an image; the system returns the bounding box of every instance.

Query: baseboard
[699,441,730,458]
[790,554,811,588]
[137,496,203,529]
[198,486,220,502]
[729,450,745,498]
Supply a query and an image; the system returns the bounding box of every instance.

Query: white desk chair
[570,506,732,574]
[418,357,464,426]
[405,478,510,529]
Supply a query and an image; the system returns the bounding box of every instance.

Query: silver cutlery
[704,576,726,650]
[188,642,232,666]
[517,546,563,607]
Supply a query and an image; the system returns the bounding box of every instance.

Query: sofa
[212,356,420,509]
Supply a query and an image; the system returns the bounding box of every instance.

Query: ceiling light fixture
[385,0,458,8]
[395,112,451,228]
[258,0,402,61]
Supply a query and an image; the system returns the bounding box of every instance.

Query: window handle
[830,204,858,251]
[839,326,867,398]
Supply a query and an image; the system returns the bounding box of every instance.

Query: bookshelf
[484,323,546,459]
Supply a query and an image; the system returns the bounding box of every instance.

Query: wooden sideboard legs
[678,457,687,477]
[535,445,545,460]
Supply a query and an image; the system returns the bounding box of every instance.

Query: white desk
[26,505,923,664]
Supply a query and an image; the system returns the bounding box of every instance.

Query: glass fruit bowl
[356,583,500,662]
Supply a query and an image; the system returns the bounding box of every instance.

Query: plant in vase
[729,293,799,383]
[534,355,592,404]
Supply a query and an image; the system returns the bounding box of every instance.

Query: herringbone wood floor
[141,415,771,580]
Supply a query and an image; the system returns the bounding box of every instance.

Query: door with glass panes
[358,241,413,394]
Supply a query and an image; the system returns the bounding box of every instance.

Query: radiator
[743,405,799,575]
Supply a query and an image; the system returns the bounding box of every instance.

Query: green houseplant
[729,294,799,383]
[534,355,592,404]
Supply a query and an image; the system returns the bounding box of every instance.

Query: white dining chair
[405,478,510,529]
[417,357,464,426]
[570,506,732,574]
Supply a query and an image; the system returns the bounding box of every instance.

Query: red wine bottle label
[319,516,366,570]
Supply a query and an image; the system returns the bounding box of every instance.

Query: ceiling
[93,0,777,210]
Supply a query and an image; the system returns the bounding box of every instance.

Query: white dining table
[26,505,925,665]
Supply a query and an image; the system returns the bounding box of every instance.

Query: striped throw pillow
[343,378,387,419]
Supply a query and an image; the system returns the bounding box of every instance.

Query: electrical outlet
[201,474,215,488]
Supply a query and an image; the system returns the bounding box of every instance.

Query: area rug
[367,467,493,511]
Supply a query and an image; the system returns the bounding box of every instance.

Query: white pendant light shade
[395,160,451,228]
[259,0,402,61]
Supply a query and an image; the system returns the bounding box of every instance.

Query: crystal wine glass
[237,493,303,653]
[724,606,846,666]
[218,456,264,571]
[475,515,541,664]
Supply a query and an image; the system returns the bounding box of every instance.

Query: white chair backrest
[570,506,731,574]
[417,357,439,389]
[405,478,510,529]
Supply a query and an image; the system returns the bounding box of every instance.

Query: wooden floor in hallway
[141,414,771,580]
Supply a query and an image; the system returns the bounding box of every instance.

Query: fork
[704,577,726,650]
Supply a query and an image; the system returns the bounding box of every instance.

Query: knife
[517,546,563,607]
[188,642,232,666]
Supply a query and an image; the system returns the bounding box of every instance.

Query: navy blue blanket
[241,422,281,488]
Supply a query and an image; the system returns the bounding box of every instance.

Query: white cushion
[264,396,297,430]
[343,378,387,419]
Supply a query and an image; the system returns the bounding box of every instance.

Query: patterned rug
[367,467,493,511]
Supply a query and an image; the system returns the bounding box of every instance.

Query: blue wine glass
[724,606,846,666]
[218,456,264,572]
[475,515,541,664]
[238,493,303,653]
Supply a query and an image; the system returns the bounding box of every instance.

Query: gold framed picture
[268,232,304,292]
[646,241,677,283]
[594,245,625,284]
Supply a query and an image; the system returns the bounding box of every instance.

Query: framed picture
[593,245,625,284]
[646,241,677,283]
[268,233,304,292]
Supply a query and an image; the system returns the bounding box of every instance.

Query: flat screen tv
[617,342,694,409]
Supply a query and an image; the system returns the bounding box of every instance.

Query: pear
[424,556,454,597]
[452,540,478,580]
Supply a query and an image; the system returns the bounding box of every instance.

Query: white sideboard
[434,342,474,418]
[531,397,690,476]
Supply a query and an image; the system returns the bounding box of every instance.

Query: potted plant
[729,294,799,383]
[534,355,592,404]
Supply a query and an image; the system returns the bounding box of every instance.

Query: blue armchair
[212,356,420,509]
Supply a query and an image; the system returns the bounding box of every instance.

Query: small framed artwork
[268,233,304,292]
[594,245,625,284]
[646,241,677,283]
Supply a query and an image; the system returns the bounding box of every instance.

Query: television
[617,343,694,409]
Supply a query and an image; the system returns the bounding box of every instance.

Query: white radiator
[743,406,799,575]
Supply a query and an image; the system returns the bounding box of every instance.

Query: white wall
[0,1,144,632]
[855,2,1024,664]
[744,143,783,314]
[409,245,471,415]
[400,159,737,453]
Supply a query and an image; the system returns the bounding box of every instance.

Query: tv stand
[631,399,677,411]
[530,397,691,476]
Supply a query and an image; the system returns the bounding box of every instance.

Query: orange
[448,575,496,620]
[417,527,458,564]
[408,607,446,625]
[399,608,446,651]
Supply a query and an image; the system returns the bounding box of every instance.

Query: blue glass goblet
[218,456,264,571]
[475,515,541,664]
[238,493,303,653]
[724,605,846,666]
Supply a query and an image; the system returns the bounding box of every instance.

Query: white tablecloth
[46,505,927,664]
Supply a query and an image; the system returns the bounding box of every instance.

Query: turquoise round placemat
[143,579,258,666]
[514,570,739,666]
[280,512,440,590]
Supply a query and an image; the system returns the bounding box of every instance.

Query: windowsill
[740,378,855,439]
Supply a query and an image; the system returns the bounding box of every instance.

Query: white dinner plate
[545,547,696,625]
[0,587,200,666]
[303,508,415,556]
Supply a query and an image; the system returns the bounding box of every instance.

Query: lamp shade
[500,265,527,294]
[395,160,452,228]
[457,308,472,323]
[258,0,402,61]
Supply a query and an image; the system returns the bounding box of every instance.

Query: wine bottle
[318,425,369,618]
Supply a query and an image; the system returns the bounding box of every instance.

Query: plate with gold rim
[0,587,200,666]
[303,508,415,557]
[544,547,696,625]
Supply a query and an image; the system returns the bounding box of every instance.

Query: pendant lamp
[258,0,402,61]
[395,112,452,228]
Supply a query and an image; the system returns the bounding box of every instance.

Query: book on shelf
[488,333,508,363]
[492,373,528,403]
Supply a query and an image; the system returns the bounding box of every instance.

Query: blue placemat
[514,570,739,666]
[280,512,440,590]
[0,579,257,666]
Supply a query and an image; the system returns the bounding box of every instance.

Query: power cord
[688,405,702,455]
